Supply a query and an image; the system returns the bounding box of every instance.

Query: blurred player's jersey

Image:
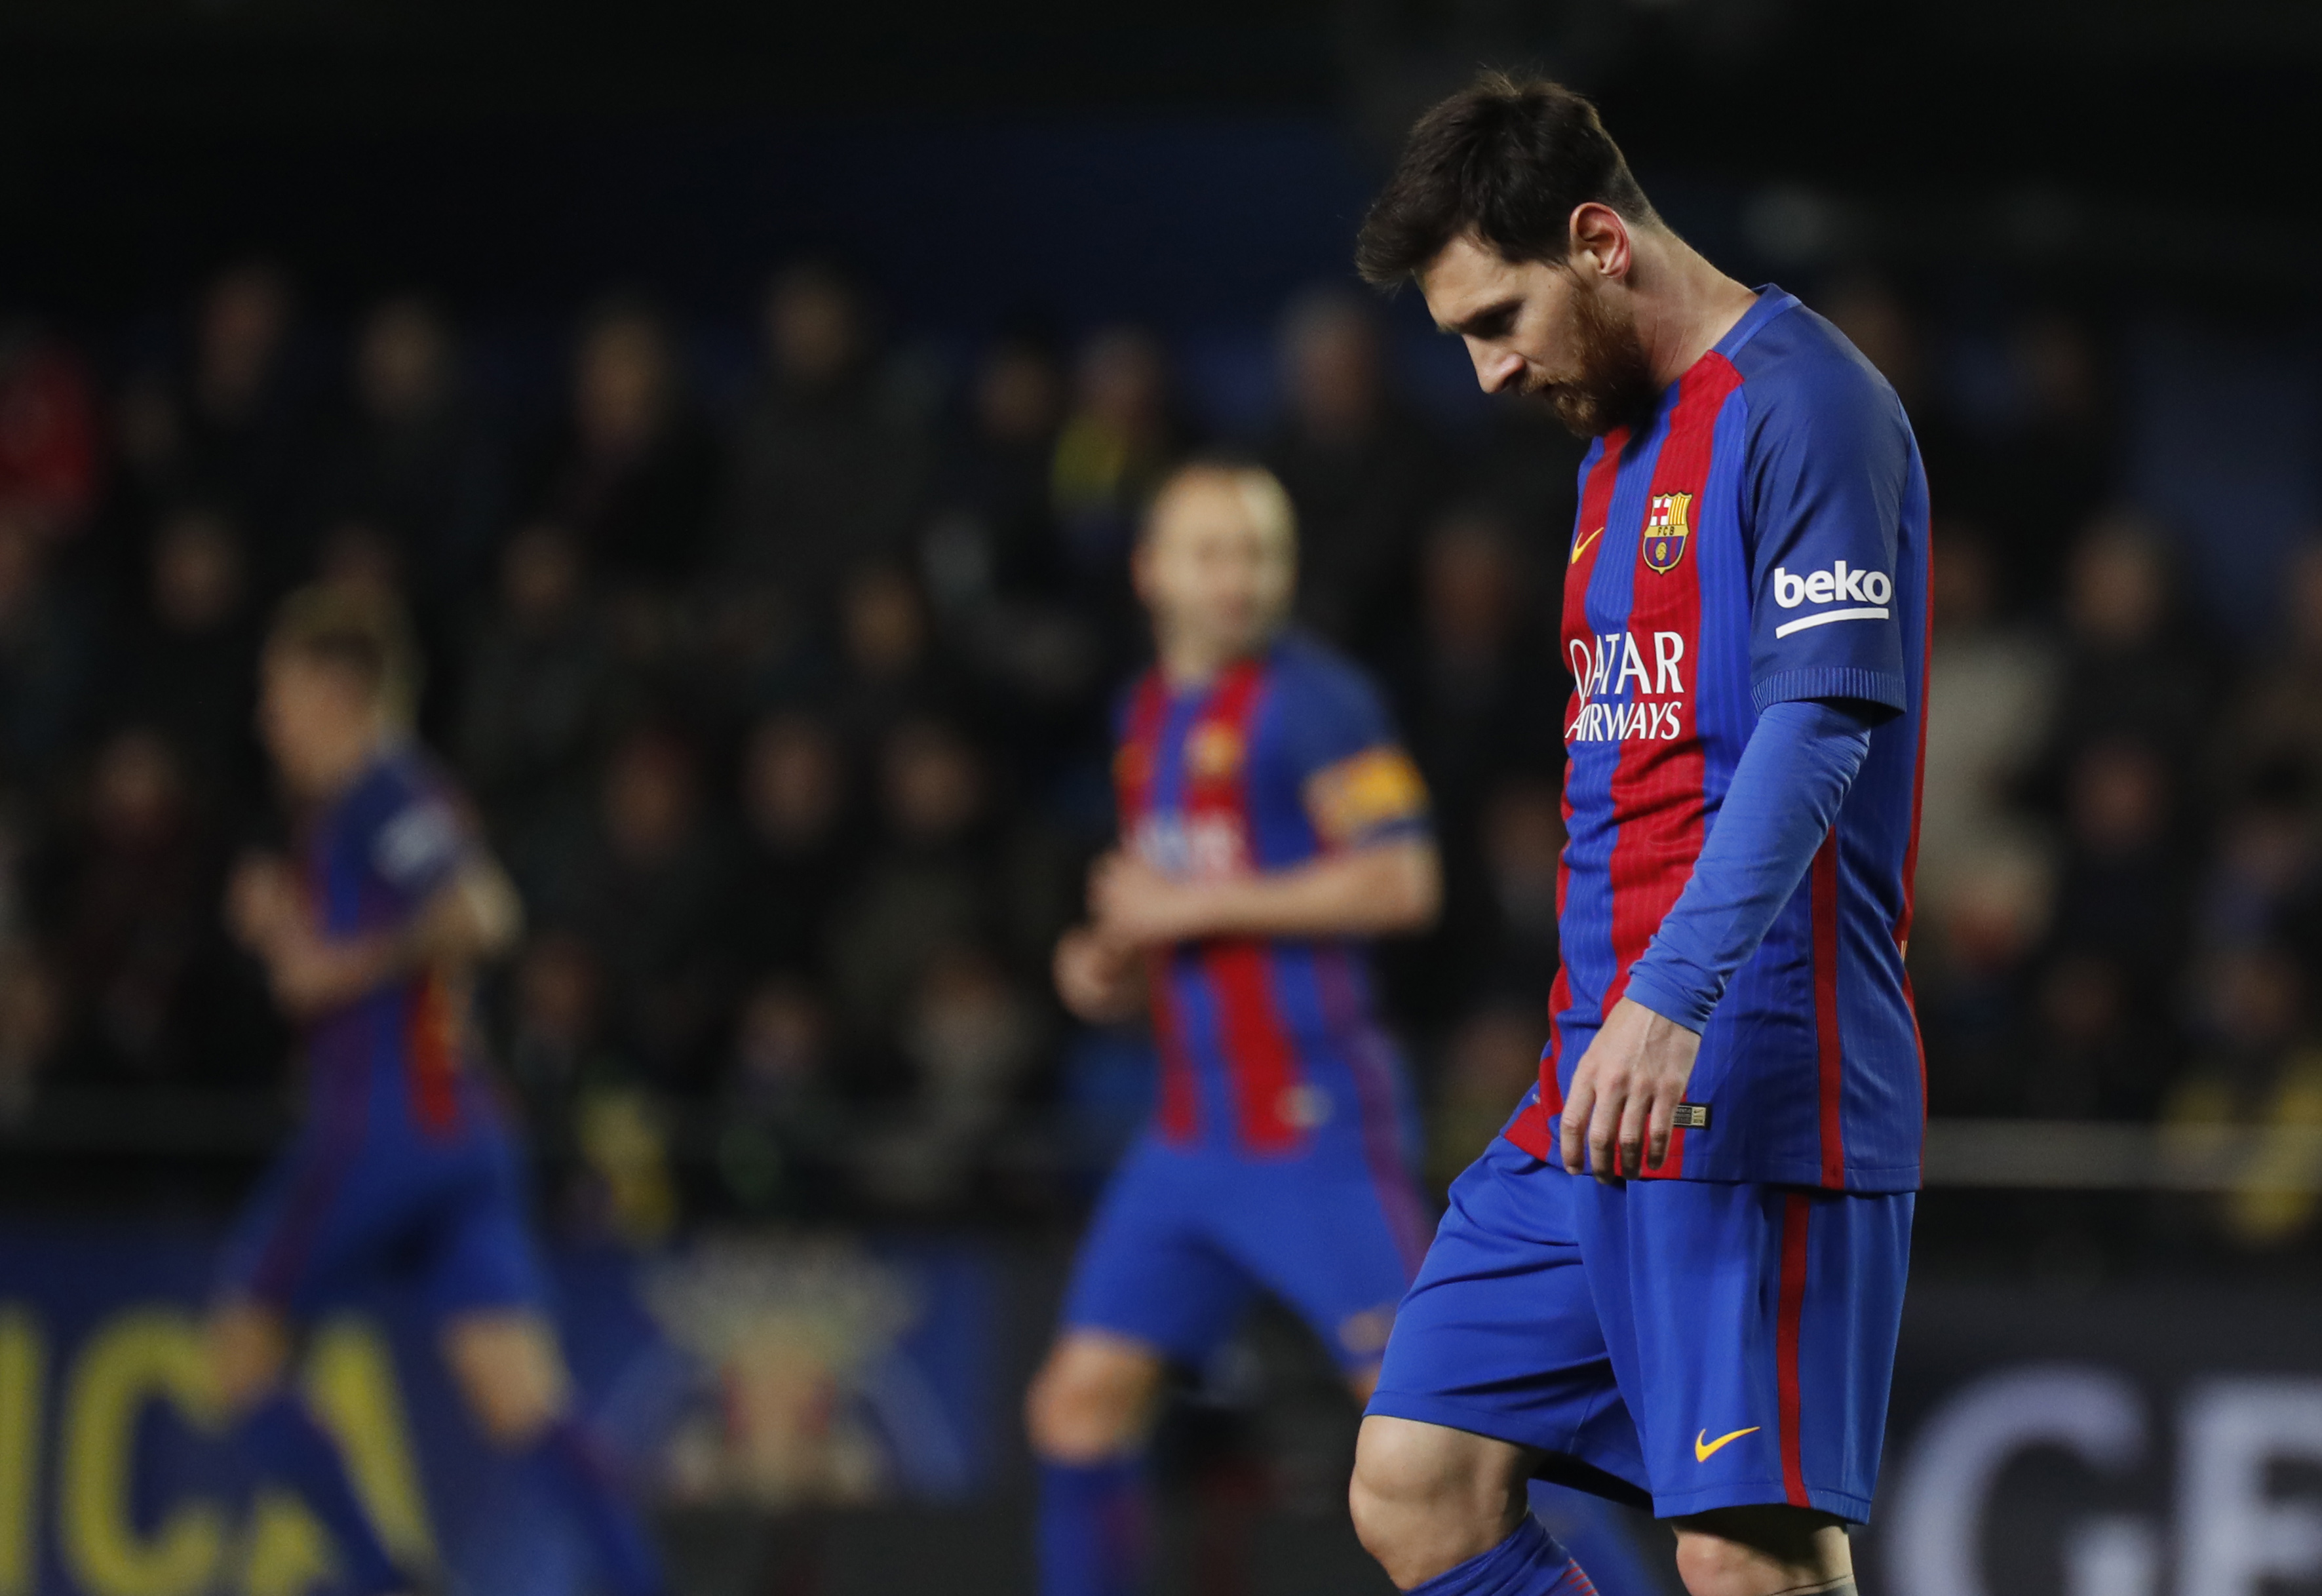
[300,745,496,1142]
[1113,633,1429,1165]
[1502,288,1930,1192]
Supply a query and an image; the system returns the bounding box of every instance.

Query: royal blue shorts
[1367,1137,1912,1522]
[218,1109,548,1322]
[1062,1135,1431,1374]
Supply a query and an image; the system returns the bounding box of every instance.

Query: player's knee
[1348,1416,1520,1586]
[1024,1340,1158,1464]
[444,1315,570,1449]
[207,1304,290,1418]
[1671,1509,1851,1596]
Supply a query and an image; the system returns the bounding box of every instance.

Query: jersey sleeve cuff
[1751,665,1905,716]
[1621,963,1714,1035]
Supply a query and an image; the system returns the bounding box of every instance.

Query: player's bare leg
[1027,1329,1169,1596]
[440,1308,664,1596]
[1025,1327,1169,1462]
[1670,1506,1853,1595]
[1349,1414,1538,1587]
[440,1310,571,1445]
[210,1296,421,1595]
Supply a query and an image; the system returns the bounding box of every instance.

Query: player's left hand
[1559,996,1701,1182]
[1089,851,1212,947]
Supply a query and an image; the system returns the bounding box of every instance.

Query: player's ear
[1566,203,1631,283]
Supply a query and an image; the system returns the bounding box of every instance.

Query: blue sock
[1038,1456,1150,1596]
[238,1392,407,1595]
[521,1414,664,1596]
[1409,1516,1597,1596]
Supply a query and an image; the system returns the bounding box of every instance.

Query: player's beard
[1529,276,1661,440]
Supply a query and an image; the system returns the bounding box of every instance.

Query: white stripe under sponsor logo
[1773,605,1889,638]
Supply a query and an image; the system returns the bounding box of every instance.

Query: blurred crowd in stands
[1,258,2317,1251]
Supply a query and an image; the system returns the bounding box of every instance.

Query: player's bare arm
[1088,834,1440,948]
[229,851,523,1017]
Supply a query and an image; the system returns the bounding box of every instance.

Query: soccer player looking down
[207,586,663,1596]
[1344,75,1928,1596]
[1028,461,1441,1596]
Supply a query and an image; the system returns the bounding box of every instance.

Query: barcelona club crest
[1643,491,1693,574]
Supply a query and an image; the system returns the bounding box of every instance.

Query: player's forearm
[1174,839,1441,942]
[1623,697,1876,1032]
[265,863,522,1015]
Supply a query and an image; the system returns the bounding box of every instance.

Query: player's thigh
[1366,1142,1646,1502]
[1024,1328,1172,1463]
[1211,1158,1423,1382]
[442,1310,572,1448]
[1579,1177,1913,1524]
[1056,1142,1255,1370]
[215,1130,400,1323]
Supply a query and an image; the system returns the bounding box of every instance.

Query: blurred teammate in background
[1345,74,1927,1596]
[1028,459,1439,1595]
[206,585,662,1596]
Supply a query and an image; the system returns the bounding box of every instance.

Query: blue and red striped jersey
[1501,288,1931,1192]
[299,746,484,1139]
[1113,633,1430,1163]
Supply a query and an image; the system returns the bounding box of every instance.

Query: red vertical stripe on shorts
[1185,661,1307,1154]
[1118,672,1199,1142]
[1776,1192,1813,1508]
[1511,435,1630,1159]
[408,972,462,1137]
[1810,830,1846,1188]
[1603,360,1741,1178]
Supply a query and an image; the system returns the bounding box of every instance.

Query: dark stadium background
[1,3,2319,1594]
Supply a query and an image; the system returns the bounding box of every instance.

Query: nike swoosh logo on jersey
[1570,526,1604,564]
[1695,1426,1760,1462]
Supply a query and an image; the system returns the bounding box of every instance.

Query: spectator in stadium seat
[0,513,92,783]
[312,294,503,631]
[0,316,100,543]
[456,522,627,856]
[859,943,1045,1211]
[542,725,737,1091]
[2222,541,2322,796]
[1473,775,1565,1007]
[921,330,1108,737]
[825,714,1070,1061]
[0,940,56,1125]
[528,298,722,593]
[2043,511,2213,762]
[105,508,263,802]
[174,262,315,593]
[1382,510,1562,1029]
[830,561,973,750]
[31,728,232,1086]
[2019,950,2173,1121]
[2048,739,2192,992]
[2196,766,2322,971]
[719,262,931,611]
[1050,326,1192,587]
[731,709,859,984]
[2164,944,2322,1248]
[717,973,843,1216]
[1262,287,1446,656]
[505,929,613,1130]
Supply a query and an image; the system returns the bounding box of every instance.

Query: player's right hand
[1053,924,1146,1024]
[225,852,305,953]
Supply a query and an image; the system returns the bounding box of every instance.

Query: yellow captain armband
[1306,746,1430,845]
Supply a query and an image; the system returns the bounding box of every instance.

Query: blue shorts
[1062,1135,1430,1373]
[218,1110,548,1322]
[1367,1137,1912,1523]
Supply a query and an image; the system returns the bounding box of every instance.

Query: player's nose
[1468,341,1524,395]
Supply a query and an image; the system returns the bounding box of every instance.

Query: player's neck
[1155,629,1267,691]
[1628,230,1760,390]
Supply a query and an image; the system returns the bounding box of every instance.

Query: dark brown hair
[1355,71,1657,288]
[267,582,421,718]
